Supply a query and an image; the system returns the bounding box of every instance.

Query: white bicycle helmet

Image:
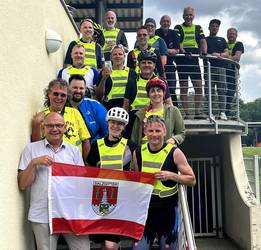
[106,107,129,125]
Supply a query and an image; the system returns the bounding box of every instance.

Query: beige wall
[0,0,77,248]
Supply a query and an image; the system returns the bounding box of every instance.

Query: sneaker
[220,112,228,121]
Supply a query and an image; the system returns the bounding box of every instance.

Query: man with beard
[58,44,99,91]
[102,10,128,61]
[69,74,108,143]
[156,15,180,106]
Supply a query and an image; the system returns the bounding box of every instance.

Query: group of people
[17,4,245,250]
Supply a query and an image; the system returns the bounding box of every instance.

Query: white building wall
[0,1,77,248]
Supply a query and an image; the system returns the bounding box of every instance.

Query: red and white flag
[48,162,155,240]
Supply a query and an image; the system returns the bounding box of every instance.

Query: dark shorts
[143,205,176,244]
[91,234,121,244]
[175,57,202,81]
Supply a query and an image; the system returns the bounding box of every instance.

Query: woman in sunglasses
[132,115,195,250]
[131,78,185,146]
[87,107,137,250]
[96,45,136,110]
[31,79,91,161]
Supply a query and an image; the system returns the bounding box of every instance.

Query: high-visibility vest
[76,40,97,68]
[103,28,120,53]
[67,65,90,76]
[141,143,178,198]
[132,47,156,73]
[107,67,130,100]
[148,35,161,47]
[180,24,198,49]
[131,76,150,110]
[97,137,127,170]
[228,41,238,57]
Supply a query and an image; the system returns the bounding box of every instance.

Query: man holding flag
[18,112,90,250]
[132,115,196,250]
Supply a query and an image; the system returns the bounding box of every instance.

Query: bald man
[102,10,128,60]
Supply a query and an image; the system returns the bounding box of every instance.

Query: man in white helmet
[87,107,137,250]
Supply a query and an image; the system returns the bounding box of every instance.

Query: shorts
[91,234,121,244]
[175,57,202,81]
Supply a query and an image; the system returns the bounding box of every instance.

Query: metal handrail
[179,184,197,250]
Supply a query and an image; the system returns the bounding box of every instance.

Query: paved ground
[196,238,240,250]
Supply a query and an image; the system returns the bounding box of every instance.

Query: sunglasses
[52,92,67,98]
[146,115,166,125]
[146,24,155,28]
[138,33,148,37]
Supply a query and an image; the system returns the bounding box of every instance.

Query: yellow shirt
[43,107,90,151]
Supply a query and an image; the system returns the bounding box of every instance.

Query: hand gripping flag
[48,162,155,240]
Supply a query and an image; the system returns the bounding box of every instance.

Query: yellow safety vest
[148,35,161,47]
[103,28,120,53]
[228,41,237,57]
[131,76,150,110]
[180,24,198,49]
[67,65,90,76]
[141,143,178,198]
[76,39,97,68]
[107,67,130,100]
[133,47,156,74]
[97,137,127,170]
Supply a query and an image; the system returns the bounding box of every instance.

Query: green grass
[242,147,261,156]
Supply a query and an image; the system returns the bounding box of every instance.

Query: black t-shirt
[206,36,228,67]
[135,143,178,207]
[87,136,136,170]
[155,28,180,63]
[97,68,137,110]
[231,41,244,56]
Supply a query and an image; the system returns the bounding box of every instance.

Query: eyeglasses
[52,92,67,98]
[138,33,148,37]
[44,123,65,129]
[111,44,125,53]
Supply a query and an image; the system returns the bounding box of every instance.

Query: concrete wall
[0,1,77,249]
[182,134,261,249]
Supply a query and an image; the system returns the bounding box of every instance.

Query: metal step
[196,237,239,250]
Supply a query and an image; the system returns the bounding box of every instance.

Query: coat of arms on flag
[92,181,119,216]
[49,162,155,239]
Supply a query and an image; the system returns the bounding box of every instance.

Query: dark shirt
[155,28,180,63]
[87,136,136,170]
[206,36,228,67]
[64,39,104,69]
[97,68,137,110]
[230,41,244,56]
[127,46,164,77]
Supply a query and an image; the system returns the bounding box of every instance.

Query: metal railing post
[254,155,260,204]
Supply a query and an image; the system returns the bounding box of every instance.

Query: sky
[127,0,261,103]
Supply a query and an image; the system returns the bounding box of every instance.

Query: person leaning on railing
[174,6,207,119]
[226,27,244,118]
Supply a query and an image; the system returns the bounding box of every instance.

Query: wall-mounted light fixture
[45,29,62,53]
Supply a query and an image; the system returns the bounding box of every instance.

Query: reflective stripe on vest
[67,65,90,77]
[107,67,130,100]
[133,47,156,74]
[141,143,178,198]
[76,40,97,68]
[148,35,161,47]
[103,28,120,53]
[97,137,127,170]
[180,24,198,49]
[131,77,150,110]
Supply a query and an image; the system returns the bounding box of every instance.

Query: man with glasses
[127,26,165,78]
[31,79,91,161]
[145,18,168,67]
[18,112,90,250]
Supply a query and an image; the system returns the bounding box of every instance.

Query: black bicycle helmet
[137,50,157,63]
